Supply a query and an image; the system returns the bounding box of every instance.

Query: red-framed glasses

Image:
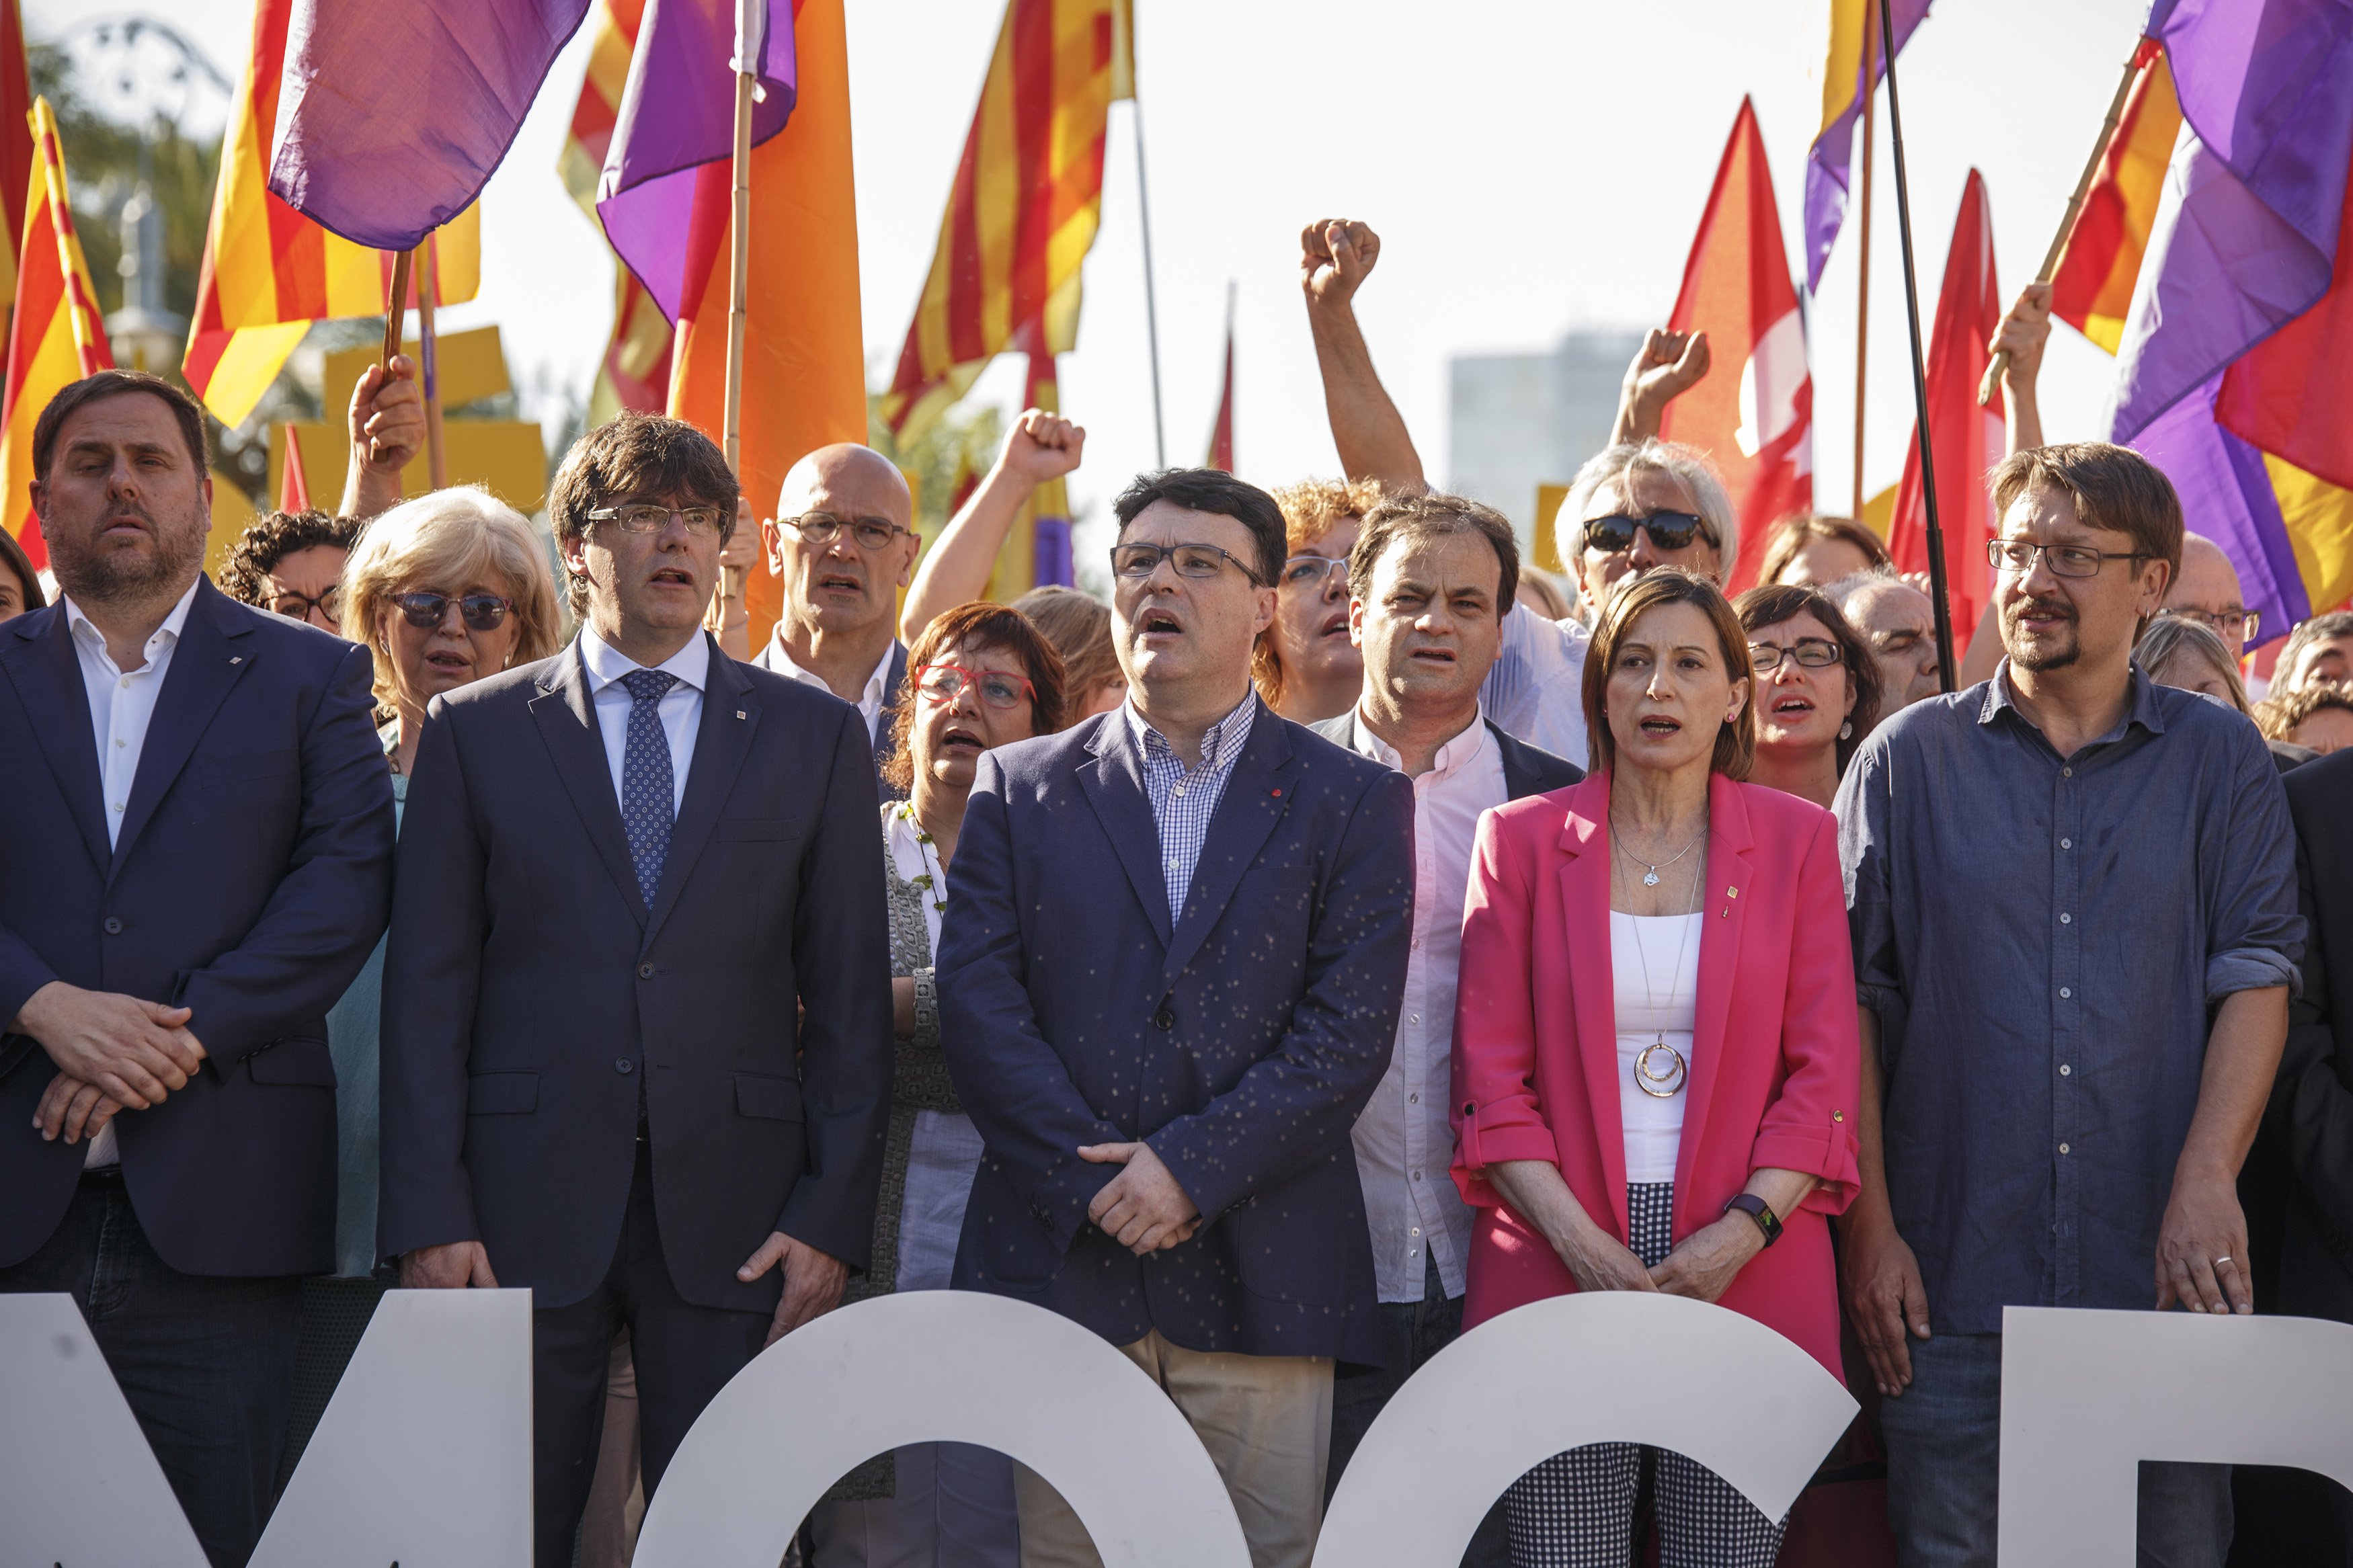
[914,663,1035,710]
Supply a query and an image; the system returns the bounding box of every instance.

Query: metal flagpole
[722,0,762,603]
[1851,0,1878,524]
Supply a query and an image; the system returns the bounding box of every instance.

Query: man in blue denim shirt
[1835,444,2301,1568]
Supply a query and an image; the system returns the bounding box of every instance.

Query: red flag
[1205,308,1234,472]
[278,424,310,513]
[2215,144,2353,493]
[1890,170,2004,656]
[1659,97,1811,593]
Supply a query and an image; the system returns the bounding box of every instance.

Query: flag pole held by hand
[419,234,447,490]
[721,0,760,604]
[1977,36,2157,407]
[381,248,412,372]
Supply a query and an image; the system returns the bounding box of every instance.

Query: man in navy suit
[0,371,396,1567]
[378,413,892,1568]
[938,467,1414,1568]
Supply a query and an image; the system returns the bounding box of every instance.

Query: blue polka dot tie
[620,668,678,906]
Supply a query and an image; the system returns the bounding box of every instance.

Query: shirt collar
[1126,689,1257,770]
[1349,704,1490,780]
[1980,657,2167,741]
[766,630,895,708]
[579,623,709,696]
[61,577,200,663]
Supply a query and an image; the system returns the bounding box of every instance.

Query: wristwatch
[1723,1193,1783,1248]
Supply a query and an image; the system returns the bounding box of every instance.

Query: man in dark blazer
[0,372,395,1568]
[939,467,1414,1568]
[379,413,892,1568]
[1308,492,1579,1565]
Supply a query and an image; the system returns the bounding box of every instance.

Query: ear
[1726,675,1751,725]
[2137,555,2174,617]
[1252,583,1277,637]
[760,517,784,578]
[1348,595,1366,649]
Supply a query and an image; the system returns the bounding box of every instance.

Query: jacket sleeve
[173,641,395,1065]
[376,699,488,1259]
[1451,804,1558,1208]
[774,705,893,1266]
[1750,808,1862,1214]
[1148,768,1416,1225]
[936,752,1126,1253]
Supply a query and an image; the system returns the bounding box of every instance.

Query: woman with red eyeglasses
[805,599,1066,1568]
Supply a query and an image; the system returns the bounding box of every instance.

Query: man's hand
[1989,282,2052,397]
[2155,1163,2253,1315]
[350,355,425,476]
[1649,1213,1761,1304]
[737,1231,850,1346]
[1613,328,1712,446]
[15,981,204,1112]
[998,409,1084,487]
[1300,218,1380,311]
[1080,1141,1200,1255]
[1840,1212,1931,1396]
[401,1241,500,1289]
[34,1073,121,1145]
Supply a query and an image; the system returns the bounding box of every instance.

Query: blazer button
[1154,1005,1175,1031]
[616,1058,635,1074]
[102,917,122,935]
[638,963,655,979]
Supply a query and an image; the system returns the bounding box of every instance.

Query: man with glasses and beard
[939,468,1413,1568]
[1835,443,2302,1568]
[0,371,395,1567]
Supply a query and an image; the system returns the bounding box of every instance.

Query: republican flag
[0,99,113,567]
[0,0,34,331]
[2048,41,2180,355]
[184,0,480,428]
[555,0,672,421]
[1890,170,2003,652]
[1800,0,1930,289]
[1659,97,1811,593]
[880,0,1135,442]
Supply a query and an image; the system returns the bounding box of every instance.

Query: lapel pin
[1270,787,1283,798]
[735,709,747,720]
[1727,886,1739,898]
[229,656,244,665]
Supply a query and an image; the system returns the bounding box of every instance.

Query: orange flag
[1659,98,1812,593]
[0,98,113,568]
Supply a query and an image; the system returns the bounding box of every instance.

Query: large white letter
[1998,1305,2353,1567]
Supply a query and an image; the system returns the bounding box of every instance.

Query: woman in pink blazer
[1451,569,1860,1568]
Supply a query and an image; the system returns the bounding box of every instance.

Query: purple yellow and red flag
[183,0,481,429]
[0,98,114,567]
[2049,40,2180,355]
[557,0,672,421]
[880,0,1134,443]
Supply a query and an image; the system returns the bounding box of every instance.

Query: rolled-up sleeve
[1451,806,1558,1206]
[2204,725,2305,1003]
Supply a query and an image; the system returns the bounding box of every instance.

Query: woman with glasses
[1254,477,1384,722]
[1452,569,1859,1568]
[811,601,1066,1568]
[217,508,368,634]
[1732,584,1882,809]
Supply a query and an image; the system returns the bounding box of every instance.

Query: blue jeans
[1879,1331,2231,1568]
[0,1169,303,1568]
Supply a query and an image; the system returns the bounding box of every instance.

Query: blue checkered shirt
[1125,694,1257,923]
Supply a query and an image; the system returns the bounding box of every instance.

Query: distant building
[1447,330,1643,541]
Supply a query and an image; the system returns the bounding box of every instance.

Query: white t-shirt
[1611,911,1702,1184]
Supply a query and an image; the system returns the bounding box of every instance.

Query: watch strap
[1723,1192,1782,1247]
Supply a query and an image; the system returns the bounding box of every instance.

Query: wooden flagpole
[418,235,447,489]
[721,0,760,602]
[1851,0,1878,524]
[380,249,411,372]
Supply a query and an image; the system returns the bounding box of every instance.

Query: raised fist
[1301,218,1382,310]
[999,408,1085,485]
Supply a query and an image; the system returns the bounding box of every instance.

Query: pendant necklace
[1618,826,1704,1099]
[1611,815,1706,887]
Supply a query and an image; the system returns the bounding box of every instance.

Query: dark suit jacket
[2268,747,2353,1320]
[937,700,1414,1364]
[752,636,908,799]
[0,578,395,1275]
[378,636,893,1313]
[1307,712,1585,801]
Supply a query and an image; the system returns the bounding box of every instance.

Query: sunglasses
[915,663,1035,710]
[392,591,515,632]
[1582,511,1714,555]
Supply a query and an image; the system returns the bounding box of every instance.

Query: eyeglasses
[1987,538,2149,579]
[267,587,341,624]
[2166,606,2262,647]
[1583,511,1715,555]
[915,663,1035,710]
[391,591,515,632]
[784,512,912,551]
[1279,554,1351,588]
[1109,541,1266,585]
[1749,638,1843,672]
[587,503,729,536]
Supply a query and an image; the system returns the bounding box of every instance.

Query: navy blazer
[752,637,909,799]
[937,700,1414,1364]
[378,636,893,1313]
[0,578,395,1275]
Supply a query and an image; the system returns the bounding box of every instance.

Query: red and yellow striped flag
[182,0,481,428]
[0,0,36,328]
[1,98,113,567]
[2050,40,2181,356]
[880,0,1134,442]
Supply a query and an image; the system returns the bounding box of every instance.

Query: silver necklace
[1624,848,1704,1098]
[1611,814,1706,887]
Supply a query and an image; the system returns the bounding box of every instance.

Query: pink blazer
[1449,771,1861,1376]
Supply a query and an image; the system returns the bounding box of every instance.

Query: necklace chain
[1610,813,1706,889]
[898,801,948,915]
[1615,814,1704,1100]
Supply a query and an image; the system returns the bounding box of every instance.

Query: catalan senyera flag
[183,0,481,429]
[2050,40,2180,355]
[1,99,114,567]
[881,0,1134,442]
[0,0,35,325]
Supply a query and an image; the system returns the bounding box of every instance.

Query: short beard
[48,502,208,608]
[2003,597,2081,671]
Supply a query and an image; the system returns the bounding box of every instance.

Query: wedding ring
[2214,1255,2233,1267]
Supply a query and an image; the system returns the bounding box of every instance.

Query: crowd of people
[0,213,2348,1568]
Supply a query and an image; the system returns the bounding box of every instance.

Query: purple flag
[597,0,797,324]
[2132,373,2313,631]
[1802,0,1932,291]
[269,0,591,251]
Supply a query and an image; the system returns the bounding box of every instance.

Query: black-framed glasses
[391,591,514,632]
[1109,541,1265,585]
[1583,510,1714,555]
[587,503,729,536]
[785,512,912,551]
[1749,638,1843,672]
[916,663,1035,710]
[1987,538,2149,579]
[266,587,342,624]
[2167,606,2262,647]
[1279,554,1350,589]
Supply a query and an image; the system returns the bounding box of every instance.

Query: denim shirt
[1835,663,2302,1333]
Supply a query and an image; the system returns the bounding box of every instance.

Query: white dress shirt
[1343,706,1507,1303]
[578,625,708,816]
[61,578,202,1169]
[1480,604,1590,770]
[763,631,895,745]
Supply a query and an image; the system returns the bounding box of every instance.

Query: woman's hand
[1550,1214,1660,1295]
[1648,1213,1763,1303]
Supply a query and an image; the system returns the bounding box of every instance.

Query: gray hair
[1563,438,1740,581]
[1821,564,1901,612]
[2139,612,2249,715]
[2277,610,2353,692]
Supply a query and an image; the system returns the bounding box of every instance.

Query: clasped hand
[1553,1211,1761,1304]
[16,981,208,1143]
[1080,1141,1200,1256]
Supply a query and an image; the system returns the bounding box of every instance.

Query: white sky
[38,0,2149,531]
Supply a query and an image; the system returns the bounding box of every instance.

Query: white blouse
[1611,911,1702,1185]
